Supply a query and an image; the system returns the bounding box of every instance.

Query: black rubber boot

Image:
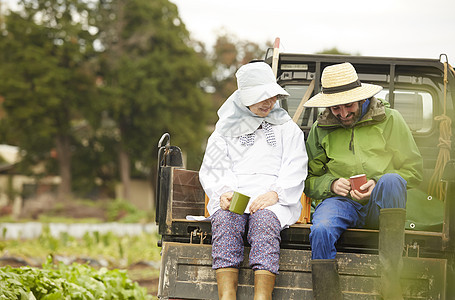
[379,208,406,300]
[311,259,343,300]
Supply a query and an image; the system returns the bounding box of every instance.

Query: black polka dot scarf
[239,121,276,147]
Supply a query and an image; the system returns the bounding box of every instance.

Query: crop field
[0,223,161,299]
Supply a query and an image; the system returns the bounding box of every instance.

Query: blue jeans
[310,173,407,259]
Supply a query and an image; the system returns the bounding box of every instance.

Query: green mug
[229,191,251,215]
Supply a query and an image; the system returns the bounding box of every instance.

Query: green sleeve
[383,109,423,189]
[304,122,338,200]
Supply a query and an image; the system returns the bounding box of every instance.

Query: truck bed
[156,167,449,299]
[158,242,446,299]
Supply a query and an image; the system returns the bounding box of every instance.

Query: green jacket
[304,97,423,202]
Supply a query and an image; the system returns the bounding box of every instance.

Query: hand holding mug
[331,178,351,196]
[220,191,234,210]
[350,177,376,201]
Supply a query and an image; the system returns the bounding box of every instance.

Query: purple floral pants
[211,209,281,274]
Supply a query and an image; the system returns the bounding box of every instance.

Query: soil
[128,262,160,297]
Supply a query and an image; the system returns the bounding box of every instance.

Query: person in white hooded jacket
[199,61,308,299]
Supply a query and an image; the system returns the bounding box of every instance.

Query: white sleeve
[199,132,238,214]
[269,121,308,206]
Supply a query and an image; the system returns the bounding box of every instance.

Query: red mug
[350,174,367,192]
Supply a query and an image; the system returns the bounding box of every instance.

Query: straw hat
[304,62,382,108]
[236,62,289,107]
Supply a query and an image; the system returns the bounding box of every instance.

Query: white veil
[214,91,291,137]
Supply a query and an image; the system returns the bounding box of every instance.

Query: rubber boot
[311,259,343,300]
[216,268,239,300]
[379,208,406,300]
[254,270,276,300]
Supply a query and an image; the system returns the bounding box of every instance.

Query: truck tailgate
[158,242,446,299]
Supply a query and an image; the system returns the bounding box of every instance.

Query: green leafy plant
[0,256,151,299]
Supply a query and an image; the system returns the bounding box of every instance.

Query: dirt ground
[128,262,160,297]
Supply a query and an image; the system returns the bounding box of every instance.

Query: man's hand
[331,178,351,196]
[350,179,376,201]
[249,191,279,213]
[220,191,234,210]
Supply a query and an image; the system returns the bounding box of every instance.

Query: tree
[0,0,97,201]
[94,0,212,200]
[317,47,357,55]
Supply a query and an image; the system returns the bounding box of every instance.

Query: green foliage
[0,0,213,199]
[1,227,161,267]
[0,0,97,154]
[0,0,99,199]
[94,0,213,176]
[106,199,147,223]
[0,256,151,299]
[316,47,356,55]
[0,0,272,200]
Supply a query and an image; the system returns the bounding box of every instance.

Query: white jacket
[199,119,308,228]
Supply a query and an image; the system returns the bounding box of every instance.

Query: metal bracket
[190,228,207,244]
[405,242,420,258]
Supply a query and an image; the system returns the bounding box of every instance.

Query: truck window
[281,85,433,134]
[377,89,433,134]
[280,85,308,124]
[281,84,324,129]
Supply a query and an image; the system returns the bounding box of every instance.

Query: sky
[2,0,454,63]
[171,0,455,64]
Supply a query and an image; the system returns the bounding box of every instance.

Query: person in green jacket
[303,62,423,299]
